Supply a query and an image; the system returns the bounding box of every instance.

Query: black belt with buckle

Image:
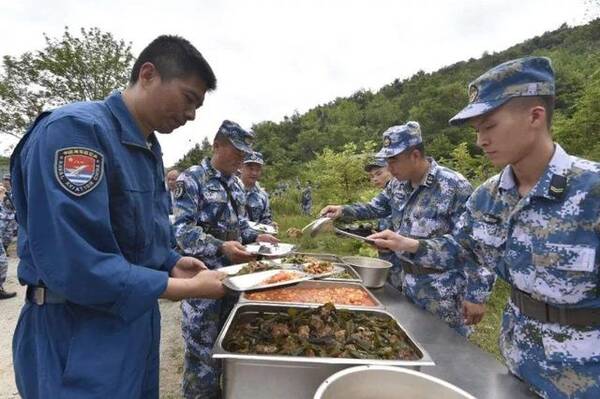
[510,287,600,327]
[26,286,67,305]
[400,260,443,276]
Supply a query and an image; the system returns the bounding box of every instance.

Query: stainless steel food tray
[213,302,434,399]
[238,280,384,309]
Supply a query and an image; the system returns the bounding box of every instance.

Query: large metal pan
[213,302,434,399]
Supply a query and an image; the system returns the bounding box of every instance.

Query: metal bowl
[341,256,391,288]
[314,365,476,399]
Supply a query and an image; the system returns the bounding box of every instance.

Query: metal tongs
[301,217,376,244]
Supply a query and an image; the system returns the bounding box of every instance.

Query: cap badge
[468,85,479,103]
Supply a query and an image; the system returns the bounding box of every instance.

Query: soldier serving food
[321,122,492,336]
[369,56,600,398]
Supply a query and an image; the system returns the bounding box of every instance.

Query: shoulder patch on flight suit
[55,147,104,196]
[175,181,186,199]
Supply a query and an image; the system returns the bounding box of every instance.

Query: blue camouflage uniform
[364,156,394,265]
[0,218,8,288]
[245,183,273,224]
[415,56,600,398]
[10,92,180,398]
[301,185,312,215]
[173,121,257,399]
[242,151,274,225]
[0,185,18,250]
[343,123,493,336]
[364,156,393,233]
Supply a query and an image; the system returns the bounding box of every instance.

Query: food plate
[223,269,313,291]
[248,221,278,235]
[244,242,295,257]
[218,260,282,276]
[298,263,345,279]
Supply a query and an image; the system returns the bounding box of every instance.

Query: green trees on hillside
[554,63,600,160]
[0,27,133,137]
[174,137,213,170]
[213,19,600,190]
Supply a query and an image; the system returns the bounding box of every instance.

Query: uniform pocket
[61,312,151,391]
[471,219,507,248]
[532,243,597,304]
[542,324,600,363]
[111,184,154,259]
[409,218,445,238]
[204,186,227,203]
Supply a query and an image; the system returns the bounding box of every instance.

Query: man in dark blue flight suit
[11,35,226,399]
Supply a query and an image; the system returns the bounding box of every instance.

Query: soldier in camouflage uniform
[363,156,393,232]
[370,57,600,398]
[301,182,312,215]
[0,217,15,299]
[240,151,274,226]
[1,174,18,252]
[361,156,396,266]
[322,122,492,336]
[174,120,278,399]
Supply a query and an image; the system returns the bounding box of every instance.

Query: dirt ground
[0,256,185,399]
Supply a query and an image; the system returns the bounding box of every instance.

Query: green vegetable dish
[223,303,419,360]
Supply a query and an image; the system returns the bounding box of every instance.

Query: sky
[0,0,597,166]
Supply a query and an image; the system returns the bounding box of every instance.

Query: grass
[469,279,509,361]
[271,196,509,362]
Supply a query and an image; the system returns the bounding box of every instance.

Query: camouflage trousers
[402,271,472,337]
[382,252,470,336]
[1,219,17,250]
[301,201,312,215]
[180,295,238,399]
[500,301,600,399]
[381,251,402,290]
[0,244,7,286]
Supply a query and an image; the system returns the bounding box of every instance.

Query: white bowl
[314,365,476,399]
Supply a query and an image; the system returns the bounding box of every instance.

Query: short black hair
[364,164,384,173]
[130,35,217,90]
[407,143,426,158]
[508,96,555,128]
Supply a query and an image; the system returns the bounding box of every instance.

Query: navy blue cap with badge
[449,56,555,125]
[244,151,264,165]
[375,121,422,159]
[217,120,255,154]
[364,155,387,172]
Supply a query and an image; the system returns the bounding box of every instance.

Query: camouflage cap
[217,120,255,154]
[244,150,264,165]
[364,155,387,172]
[375,122,422,159]
[449,56,555,125]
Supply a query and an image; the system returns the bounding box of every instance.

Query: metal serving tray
[213,303,434,399]
[238,280,384,309]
